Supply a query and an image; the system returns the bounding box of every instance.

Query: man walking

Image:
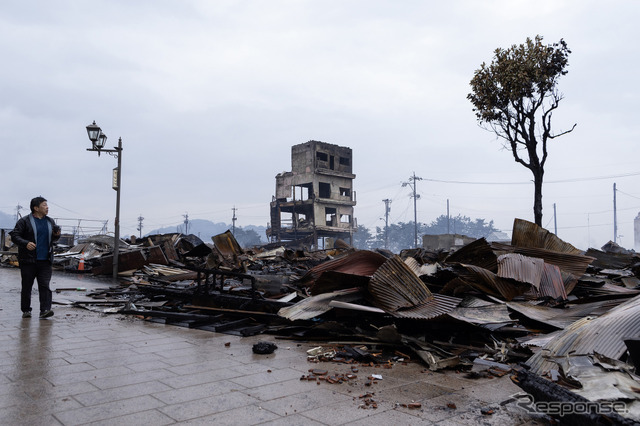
[10,196,61,319]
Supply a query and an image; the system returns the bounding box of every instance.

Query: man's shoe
[39,310,54,319]
[22,311,32,318]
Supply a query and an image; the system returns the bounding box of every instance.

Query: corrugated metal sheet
[368,255,433,312]
[458,296,497,308]
[277,288,363,320]
[390,294,462,320]
[576,282,640,297]
[444,238,503,272]
[585,247,639,270]
[536,263,567,300]
[511,218,583,254]
[507,299,627,329]
[497,253,544,288]
[510,246,594,278]
[446,303,513,326]
[485,240,595,278]
[526,294,640,375]
[404,257,437,276]
[454,263,532,301]
[297,250,388,287]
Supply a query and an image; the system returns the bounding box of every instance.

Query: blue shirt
[34,216,49,260]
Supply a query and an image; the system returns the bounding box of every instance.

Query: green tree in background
[234,227,262,248]
[468,35,575,226]
[352,226,375,250]
[423,214,498,238]
[361,215,499,253]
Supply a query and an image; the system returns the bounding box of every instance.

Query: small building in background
[267,141,356,248]
[422,234,476,251]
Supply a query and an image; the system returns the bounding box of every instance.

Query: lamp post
[85,121,123,282]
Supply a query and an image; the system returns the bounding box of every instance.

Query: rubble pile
[2,218,640,422]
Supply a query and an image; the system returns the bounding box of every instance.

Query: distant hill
[147,219,267,244]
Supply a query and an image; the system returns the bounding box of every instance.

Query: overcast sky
[2,0,639,250]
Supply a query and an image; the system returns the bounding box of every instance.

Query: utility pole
[447,199,450,234]
[183,212,189,235]
[613,183,617,243]
[402,172,423,248]
[232,206,237,235]
[587,213,591,248]
[15,204,22,222]
[553,203,558,236]
[137,215,144,239]
[382,199,392,249]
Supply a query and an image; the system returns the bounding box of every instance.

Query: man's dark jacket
[10,214,61,264]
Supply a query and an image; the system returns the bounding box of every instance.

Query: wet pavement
[0,266,547,425]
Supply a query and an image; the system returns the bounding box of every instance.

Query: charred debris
[3,217,640,422]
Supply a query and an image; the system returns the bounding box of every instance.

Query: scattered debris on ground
[2,218,640,423]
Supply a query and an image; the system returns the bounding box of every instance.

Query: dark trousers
[20,260,53,313]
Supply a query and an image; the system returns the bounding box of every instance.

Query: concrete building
[267,141,356,247]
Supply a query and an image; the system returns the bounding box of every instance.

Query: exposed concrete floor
[0,266,550,425]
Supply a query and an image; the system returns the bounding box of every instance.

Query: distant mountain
[147,219,267,244]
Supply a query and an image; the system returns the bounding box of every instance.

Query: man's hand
[27,242,36,250]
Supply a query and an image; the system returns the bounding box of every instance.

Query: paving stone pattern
[0,267,548,425]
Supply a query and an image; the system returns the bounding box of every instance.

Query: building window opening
[316,152,328,162]
[340,214,351,224]
[294,185,310,201]
[325,208,337,226]
[339,187,351,197]
[319,182,331,198]
[339,157,350,166]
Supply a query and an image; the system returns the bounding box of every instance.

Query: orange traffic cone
[78,252,85,271]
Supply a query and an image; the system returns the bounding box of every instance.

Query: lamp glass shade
[96,133,107,149]
[86,121,101,143]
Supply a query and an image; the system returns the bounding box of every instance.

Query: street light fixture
[85,121,123,282]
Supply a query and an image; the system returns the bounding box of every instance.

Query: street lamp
[85,121,123,282]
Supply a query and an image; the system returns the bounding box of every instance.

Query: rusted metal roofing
[532,263,567,300]
[444,238,503,272]
[509,246,594,278]
[497,253,543,288]
[585,247,639,270]
[390,294,462,320]
[511,218,583,254]
[445,234,594,279]
[297,250,388,287]
[211,230,243,256]
[526,294,640,375]
[368,255,433,312]
[453,264,532,301]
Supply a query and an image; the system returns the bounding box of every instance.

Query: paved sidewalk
[0,267,545,425]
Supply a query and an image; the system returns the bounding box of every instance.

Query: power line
[616,189,640,201]
[421,171,640,185]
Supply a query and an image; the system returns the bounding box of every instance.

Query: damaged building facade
[267,141,356,248]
